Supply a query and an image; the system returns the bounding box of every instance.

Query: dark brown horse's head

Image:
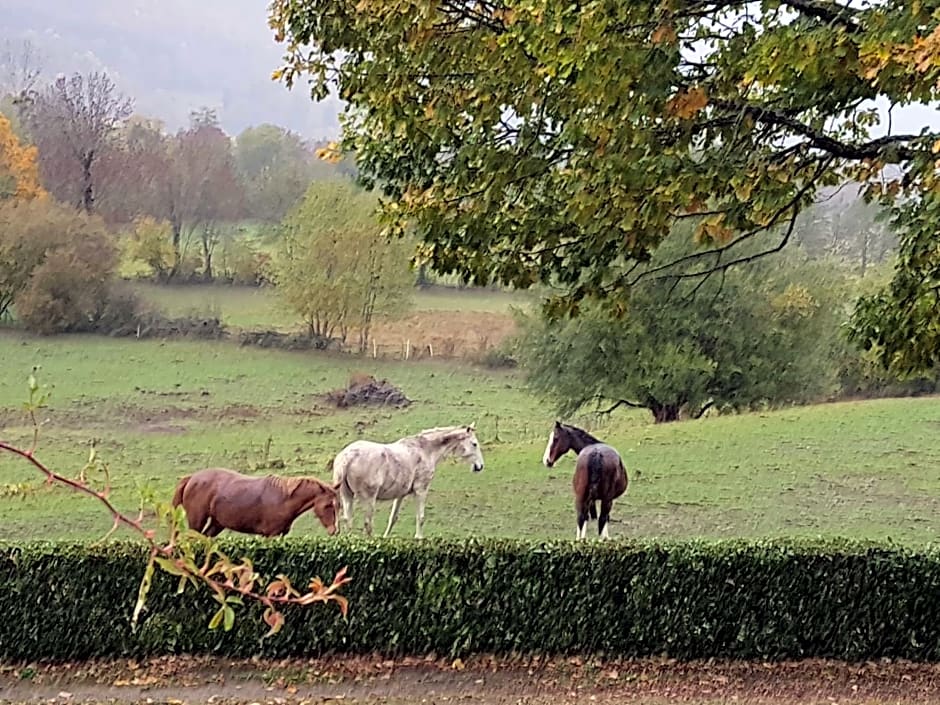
[543,420,602,467]
[310,482,341,535]
[543,420,571,468]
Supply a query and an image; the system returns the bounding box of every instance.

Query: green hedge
[2,538,940,662]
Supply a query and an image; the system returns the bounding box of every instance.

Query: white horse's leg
[383,496,404,538]
[363,495,378,537]
[601,523,610,540]
[338,485,354,533]
[414,490,428,539]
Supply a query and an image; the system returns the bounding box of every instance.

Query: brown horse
[542,421,628,540]
[171,467,340,538]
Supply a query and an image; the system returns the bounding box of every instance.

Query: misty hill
[0,0,342,138]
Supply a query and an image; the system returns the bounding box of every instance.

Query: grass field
[130,282,530,357]
[2,328,940,546]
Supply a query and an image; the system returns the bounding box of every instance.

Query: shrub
[215,237,270,286]
[0,200,119,333]
[121,217,175,282]
[3,538,940,662]
[15,234,117,334]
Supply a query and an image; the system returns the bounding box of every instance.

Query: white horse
[330,424,484,539]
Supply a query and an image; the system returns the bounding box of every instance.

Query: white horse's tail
[329,454,354,496]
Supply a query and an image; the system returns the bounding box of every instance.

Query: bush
[15,234,118,334]
[215,237,271,286]
[0,200,120,334]
[121,217,175,282]
[3,538,940,662]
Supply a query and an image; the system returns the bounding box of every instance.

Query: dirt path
[2,655,940,704]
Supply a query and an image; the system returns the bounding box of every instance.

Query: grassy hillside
[2,331,939,545]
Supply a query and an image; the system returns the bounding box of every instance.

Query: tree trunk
[649,402,681,423]
[170,219,182,280]
[201,227,213,282]
[416,263,430,288]
[860,228,869,277]
[81,152,94,213]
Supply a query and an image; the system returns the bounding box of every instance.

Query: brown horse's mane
[264,474,329,497]
[560,423,603,448]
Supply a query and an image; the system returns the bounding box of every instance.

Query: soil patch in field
[324,374,412,409]
[2,654,940,704]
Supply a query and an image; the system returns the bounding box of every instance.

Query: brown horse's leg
[202,518,224,538]
[598,498,613,539]
[588,501,598,520]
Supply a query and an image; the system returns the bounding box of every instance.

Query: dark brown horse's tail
[171,475,191,508]
[588,451,603,499]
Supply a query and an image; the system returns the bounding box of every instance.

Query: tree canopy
[269,0,940,372]
[517,235,849,421]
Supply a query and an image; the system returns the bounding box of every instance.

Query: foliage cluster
[0,112,43,201]
[3,538,940,661]
[275,179,414,350]
[268,0,940,375]
[515,234,857,421]
[0,199,122,333]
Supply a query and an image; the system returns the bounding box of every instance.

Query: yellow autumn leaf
[315,141,344,164]
[0,114,46,201]
[667,87,708,120]
[651,23,677,46]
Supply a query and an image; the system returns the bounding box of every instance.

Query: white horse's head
[448,423,485,472]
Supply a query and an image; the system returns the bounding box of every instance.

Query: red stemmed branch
[0,372,351,637]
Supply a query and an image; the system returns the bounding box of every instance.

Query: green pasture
[130,282,531,331]
[1,331,940,545]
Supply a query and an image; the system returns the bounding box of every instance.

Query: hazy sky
[2,0,938,141]
[0,0,343,138]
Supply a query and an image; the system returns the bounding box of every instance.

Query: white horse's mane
[403,425,472,448]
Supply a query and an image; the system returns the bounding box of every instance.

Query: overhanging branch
[710,99,926,161]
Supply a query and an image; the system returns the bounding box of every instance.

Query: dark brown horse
[172,467,340,538]
[542,421,628,540]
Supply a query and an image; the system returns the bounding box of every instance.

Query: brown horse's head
[311,482,341,535]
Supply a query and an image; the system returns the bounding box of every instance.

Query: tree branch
[778,0,862,32]
[710,99,926,161]
[595,397,647,414]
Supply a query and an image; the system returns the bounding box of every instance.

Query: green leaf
[208,606,225,630]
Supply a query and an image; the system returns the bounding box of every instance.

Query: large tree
[97,111,243,278]
[270,0,940,371]
[23,72,133,213]
[173,110,244,279]
[517,232,849,422]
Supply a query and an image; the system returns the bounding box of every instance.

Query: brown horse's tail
[587,451,603,499]
[171,475,191,508]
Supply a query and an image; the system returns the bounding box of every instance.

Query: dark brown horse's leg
[588,501,597,520]
[598,499,613,539]
[576,500,590,540]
